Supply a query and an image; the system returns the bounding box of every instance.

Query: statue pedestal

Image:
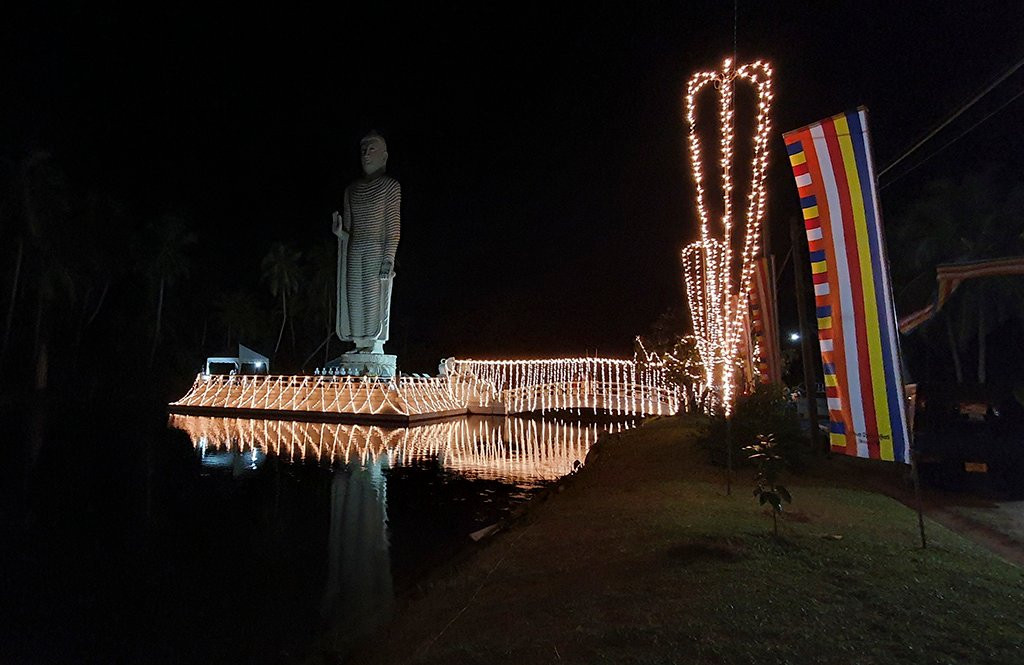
[326,353,397,379]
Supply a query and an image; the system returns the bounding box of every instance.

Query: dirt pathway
[802,453,1024,566]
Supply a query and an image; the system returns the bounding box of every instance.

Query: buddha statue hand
[379,258,393,278]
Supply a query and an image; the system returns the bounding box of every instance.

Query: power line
[878,55,1024,178]
[881,85,1024,190]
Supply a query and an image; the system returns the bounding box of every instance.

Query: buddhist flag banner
[738,300,757,390]
[751,256,782,385]
[782,107,910,463]
[898,256,1024,333]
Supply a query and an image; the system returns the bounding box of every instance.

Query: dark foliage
[700,383,806,469]
[0,151,349,402]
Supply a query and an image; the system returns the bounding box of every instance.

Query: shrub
[700,383,805,468]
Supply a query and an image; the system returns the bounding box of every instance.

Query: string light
[634,336,702,413]
[682,238,726,407]
[683,58,774,416]
[171,357,682,419]
[446,357,679,416]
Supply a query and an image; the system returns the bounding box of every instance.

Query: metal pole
[789,215,823,453]
[910,447,927,549]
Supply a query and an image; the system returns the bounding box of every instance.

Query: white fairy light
[172,357,684,420]
[683,58,774,417]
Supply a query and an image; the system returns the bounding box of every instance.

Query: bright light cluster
[683,58,774,416]
[172,373,467,419]
[634,336,702,412]
[444,357,680,417]
[633,336,704,382]
[171,357,682,420]
[682,238,726,400]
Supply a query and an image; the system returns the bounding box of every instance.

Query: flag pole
[862,106,927,548]
[909,424,928,549]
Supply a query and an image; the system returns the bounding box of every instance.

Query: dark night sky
[3,2,1023,371]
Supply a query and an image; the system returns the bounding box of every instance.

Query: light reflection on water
[168,415,635,487]
[162,414,636,659]
[1,406,639,664]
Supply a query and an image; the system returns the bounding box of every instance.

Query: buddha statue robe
[335,172,401,351]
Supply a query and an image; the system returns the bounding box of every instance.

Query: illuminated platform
[168,357,684,424]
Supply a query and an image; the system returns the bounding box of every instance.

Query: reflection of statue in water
[332,131,401,355]
[320,458,394,650]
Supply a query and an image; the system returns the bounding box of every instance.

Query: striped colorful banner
[737,295,758,391]
[750,256,782,384]
[898,256,1024,333]
[783,107,910,463]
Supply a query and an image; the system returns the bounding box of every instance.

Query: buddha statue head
[360,130,388,177]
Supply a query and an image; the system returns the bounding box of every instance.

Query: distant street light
[789,332,801,342]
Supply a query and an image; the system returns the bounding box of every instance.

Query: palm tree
[943,275,1024,384]
[10,151,74,389]
[261,243,302,357]
[134,213,197,367]
[68,191,130,363]
[890,170,1024,384]
[306,241,337,364]
[1,150,61,364]
[214,288,267,351]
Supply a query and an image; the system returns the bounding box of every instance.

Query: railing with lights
[443,357,682,416]
[170,373,465,420]
[169,357,683,421]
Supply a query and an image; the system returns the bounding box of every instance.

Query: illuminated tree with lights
[682,58,773,416]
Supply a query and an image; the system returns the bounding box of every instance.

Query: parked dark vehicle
[912,383,1024,497]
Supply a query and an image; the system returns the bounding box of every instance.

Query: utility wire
[881,85,1024,190]
[878,55,1024,177]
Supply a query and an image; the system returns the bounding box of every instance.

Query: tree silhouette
[6,151,76,388]
[214,288,267,352]
[890,170,1024,384]
[262,243,302,357]
[134,213,197,367]
[68,191,131,362]
[1,151,67,367]
[306,241,337,364]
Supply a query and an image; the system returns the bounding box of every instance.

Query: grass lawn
[346,415,1024,665]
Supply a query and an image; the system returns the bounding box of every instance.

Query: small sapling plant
[745,434,792,538]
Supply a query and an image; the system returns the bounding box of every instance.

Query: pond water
[0,402,634,664]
